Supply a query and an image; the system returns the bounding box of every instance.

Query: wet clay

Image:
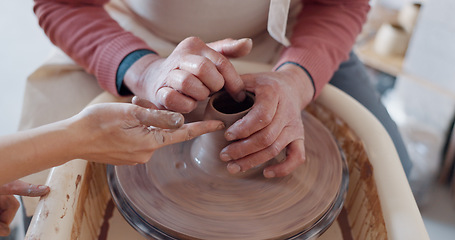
[109,93,343,240]
[110,92,344,239]
[191,91,264,178]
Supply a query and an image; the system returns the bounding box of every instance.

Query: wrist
[123,53,162,97]
[275,62,315,109]
[59,118,85,163]
[62,114,95,162]
[117,50,159,96]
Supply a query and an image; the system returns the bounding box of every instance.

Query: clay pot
[190,90,263,178]
[398,2,422,33]
[373,22,410,57]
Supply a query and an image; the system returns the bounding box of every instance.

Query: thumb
[0,222,10,236]
[0,180,50,197]
[207,38,253,58]
[134,106,184,129]
[132,96,158,109]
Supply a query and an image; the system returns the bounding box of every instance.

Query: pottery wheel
[108,111,347,240]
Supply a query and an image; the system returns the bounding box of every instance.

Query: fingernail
[216,123,225,130]
[235,91,246,102]
[37,185,50,194]
[264,170,276,178]
[227,162,241,174]
[225,132,236,141]
[238,38,253,45]
[29,185,50,196]
[220,153,232,161]
[169,112,184,127]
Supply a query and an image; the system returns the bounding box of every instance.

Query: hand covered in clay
[219,64,315,178]
[124,37,252,113]
[72,102,224,165]
[0,180,49,236]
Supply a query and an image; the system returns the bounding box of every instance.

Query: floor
[1,1,455,239]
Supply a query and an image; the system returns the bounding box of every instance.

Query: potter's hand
[0,180,50,236]
[72,103,224,165]
[124,37,252,113]
[219,64,315,178]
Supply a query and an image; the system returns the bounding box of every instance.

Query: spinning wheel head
[108,92,348,239]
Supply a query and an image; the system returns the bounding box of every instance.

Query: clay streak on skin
[154,133,165,144]
[147,109,184,129]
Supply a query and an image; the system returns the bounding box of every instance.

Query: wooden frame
[24,64,428,239]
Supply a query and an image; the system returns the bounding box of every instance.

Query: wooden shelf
[354,38,404,77]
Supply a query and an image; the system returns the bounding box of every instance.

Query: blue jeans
[329,52,412,177]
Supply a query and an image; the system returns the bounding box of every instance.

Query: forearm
[0,119,78,185]
[275,0,370,97]
[34,0,152,94]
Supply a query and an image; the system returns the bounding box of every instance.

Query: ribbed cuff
[94,33,153,96]
[116,49,157,96]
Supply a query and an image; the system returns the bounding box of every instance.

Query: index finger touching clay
[135,107,185,129]
[202,49,246,102]
[150,120,225,147]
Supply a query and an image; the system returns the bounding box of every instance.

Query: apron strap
[268,0,291,47]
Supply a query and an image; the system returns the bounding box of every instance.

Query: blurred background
[355,0,455,238]
[1,0,454,239]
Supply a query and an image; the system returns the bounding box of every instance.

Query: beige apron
[19,0,303,221]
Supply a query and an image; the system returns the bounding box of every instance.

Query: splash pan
[108,111,348,240]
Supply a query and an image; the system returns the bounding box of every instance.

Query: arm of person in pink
[274,0,370,98]
[34,0,250,111]
[34,0,152,95]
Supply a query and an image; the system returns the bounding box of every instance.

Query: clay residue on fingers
[147,109,184,129]
[154,132,166,144]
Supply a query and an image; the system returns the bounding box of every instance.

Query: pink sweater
[34,0,369,97]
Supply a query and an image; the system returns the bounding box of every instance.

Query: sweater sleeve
[34,0,154,95]
[274,0,370,98]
